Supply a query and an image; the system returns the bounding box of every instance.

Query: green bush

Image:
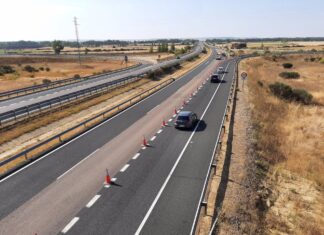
[320,58,324,64]
[24,65,37,73]
[269,82,312,104]
[279,71,300,79]
[291,89,313,104]
[45,67,50,72]
[269,82,293,99]
[42,79,51,84]
[74,74,81,79]
[310,57,316,62]
[161,66,173,74]
[0,65,15,74]
[282,63,293,69]
[39,67,44,71]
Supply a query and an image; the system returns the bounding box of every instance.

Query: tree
[170,43,175,52]
[52,40,64,55]
[149,44,153,53]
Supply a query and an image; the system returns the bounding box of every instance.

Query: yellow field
[0,57,136,92]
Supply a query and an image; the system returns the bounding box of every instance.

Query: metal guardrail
[0,63,143,101]
[0,77,176,176]
[190,59,239,235]
[0,43,203,125]
[0,75,142,128]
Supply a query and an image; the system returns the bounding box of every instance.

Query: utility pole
[73,16,81,66]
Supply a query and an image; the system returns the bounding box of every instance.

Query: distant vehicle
[216,56,222,60]
[174,111,198,129]
[210,74,221,83]
[217,67,225,74]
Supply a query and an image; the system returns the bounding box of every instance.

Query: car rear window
[177,115,189,121]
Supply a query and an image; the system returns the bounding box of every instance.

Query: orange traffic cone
[143,136,148,146]
[105,169,111,185]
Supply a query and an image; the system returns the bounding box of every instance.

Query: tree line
[0,39,197,50]
[206,37,324,44]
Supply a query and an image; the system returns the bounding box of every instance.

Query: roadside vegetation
[239,54,324,234]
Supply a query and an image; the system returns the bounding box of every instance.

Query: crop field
[0,57,136,92]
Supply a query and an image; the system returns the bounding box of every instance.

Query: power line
[73,16,81,66]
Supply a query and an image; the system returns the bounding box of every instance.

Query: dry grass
[240,55,324,234]
[0,57,136,92]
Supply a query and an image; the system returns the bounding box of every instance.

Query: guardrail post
[201,201,208,215]
[211,162,217,175]
[222,124,226,134]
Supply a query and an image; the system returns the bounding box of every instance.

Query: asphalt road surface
[0,48,230,234]
[0,44,202,115]
[65,60,235,235]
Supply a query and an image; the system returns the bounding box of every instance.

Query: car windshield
[177,115,189,121]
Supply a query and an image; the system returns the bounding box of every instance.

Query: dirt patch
[0,56,136,92]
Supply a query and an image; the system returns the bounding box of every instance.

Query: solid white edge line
[61,217,79,234]
[86,194,101,208]
[150,136,156,141]
[134,61,230,235]
[190,61,233,235]
[0,55,213,184]
[120,164,130,172]
[56,149,99,180]
[132,153,140,160]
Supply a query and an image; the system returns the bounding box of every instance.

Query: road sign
[241,72,248,80]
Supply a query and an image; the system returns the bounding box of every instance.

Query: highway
[66,60,235,235]
[0,47,235,234]
[0,43,202,115]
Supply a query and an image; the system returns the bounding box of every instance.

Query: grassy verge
[240,55,324,234]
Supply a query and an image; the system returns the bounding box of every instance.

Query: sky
[1,0,324,41]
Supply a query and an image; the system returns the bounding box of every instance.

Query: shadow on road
[178,120,207,132]
[211,90,237,233]
[111,182,122,187]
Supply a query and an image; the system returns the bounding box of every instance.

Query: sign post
[124,54,128,68]
[241,72,248,89]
